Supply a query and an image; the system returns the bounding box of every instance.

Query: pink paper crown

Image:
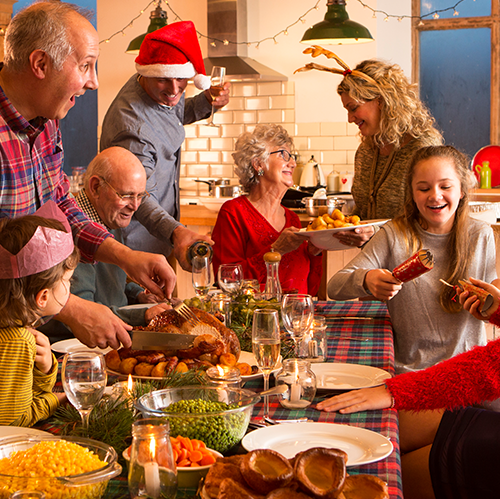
[0,200,74,279]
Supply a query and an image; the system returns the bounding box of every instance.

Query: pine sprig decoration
[51,367,207,466]
[229,293,295,359]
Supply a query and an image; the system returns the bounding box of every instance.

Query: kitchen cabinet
[174,203,359,300]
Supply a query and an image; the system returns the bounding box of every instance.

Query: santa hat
[135,21,211,90]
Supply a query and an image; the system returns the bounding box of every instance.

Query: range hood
[204,0,288,82]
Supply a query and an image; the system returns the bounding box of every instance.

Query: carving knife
[131,330,195,351]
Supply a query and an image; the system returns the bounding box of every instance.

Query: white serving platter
[297,220,389,251]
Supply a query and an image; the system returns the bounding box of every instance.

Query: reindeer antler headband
[0,200,74,279]
[294,45,378,86]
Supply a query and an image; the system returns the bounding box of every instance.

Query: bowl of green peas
[135,386,261,454]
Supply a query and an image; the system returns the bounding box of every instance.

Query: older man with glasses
[41,147,171,344]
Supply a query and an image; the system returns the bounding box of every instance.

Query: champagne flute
[217,263,243,296]
[252,308,281,423]
[206,66,226,127]
[281,294,314,356]
[61,351,107,434]
[192,255,213,302]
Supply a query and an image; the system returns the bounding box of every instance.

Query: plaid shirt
[0,78,111,262]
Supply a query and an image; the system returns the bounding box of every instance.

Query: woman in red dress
[212,124,322,295]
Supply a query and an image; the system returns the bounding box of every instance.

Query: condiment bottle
[481,161,492,189]
[186,240,213,263]
[128,419,177,499]
[263,251,282,300]
[327,170,339,193]
[276,358,316,409]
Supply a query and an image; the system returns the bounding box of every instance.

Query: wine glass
[252,308,281,423]
[206,66,226,127]
[281,294,314,356]
[217,263,243,296]
[192,255,213,302]
[61,351,107,434]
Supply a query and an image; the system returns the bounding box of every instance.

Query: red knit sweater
[386,308,500,411]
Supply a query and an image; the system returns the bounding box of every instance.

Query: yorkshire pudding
[241,449,294,494]
[294,447,347,498]
[339,475,388,499]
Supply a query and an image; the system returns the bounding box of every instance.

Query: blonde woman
[296,50,443,247]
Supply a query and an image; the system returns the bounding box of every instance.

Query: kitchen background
[96,0,410,201]
[8,0,411,196]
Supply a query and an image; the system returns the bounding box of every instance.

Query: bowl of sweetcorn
[0,435,122,499]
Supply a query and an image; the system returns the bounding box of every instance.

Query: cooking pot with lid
[301,196,345,217]
[195,179,242,198]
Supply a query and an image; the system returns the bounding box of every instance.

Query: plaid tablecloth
[245,300,402,499]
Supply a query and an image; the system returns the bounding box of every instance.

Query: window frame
[412,0,500,144]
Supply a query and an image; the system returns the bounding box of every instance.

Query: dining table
[244,300,402,499]
[36,299,401,499]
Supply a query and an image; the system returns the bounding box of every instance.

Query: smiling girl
[0,202,79,426]
[327,145,497,374]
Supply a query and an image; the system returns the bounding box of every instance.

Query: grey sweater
[327,219,497,374]
[100,75,213,258]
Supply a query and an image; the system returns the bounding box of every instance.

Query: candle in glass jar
[206,365,241,390]
[290,382,302,402]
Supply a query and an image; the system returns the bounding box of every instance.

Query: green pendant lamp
[301,0,373,45]
[126,1,168,54]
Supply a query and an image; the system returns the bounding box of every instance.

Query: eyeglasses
[269,149,294,163]
[99,177,149,203]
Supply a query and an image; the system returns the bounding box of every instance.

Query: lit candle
[144,438,160,498]
[126,374,135,397]
[290,382,302,403]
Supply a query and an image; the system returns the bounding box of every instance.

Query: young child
[0,201,79,427]
[327,145,497,374]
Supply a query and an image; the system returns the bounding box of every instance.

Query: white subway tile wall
[182,81,359,197]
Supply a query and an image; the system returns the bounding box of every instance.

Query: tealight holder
[241,279,260,295]
[206,365,241,390]
[276,358,316,409]
[111,374,135,407]
[210,292,231,326]
[128,419,177,499]
[299,316,327,362]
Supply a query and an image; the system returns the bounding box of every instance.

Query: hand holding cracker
[457,277,500,320]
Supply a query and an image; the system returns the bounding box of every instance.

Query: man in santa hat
[100,21,230,271]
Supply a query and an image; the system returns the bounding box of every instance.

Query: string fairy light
[99,0,469,48]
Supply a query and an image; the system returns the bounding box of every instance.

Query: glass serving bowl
[0,435,121,499]
[135,386,260,453]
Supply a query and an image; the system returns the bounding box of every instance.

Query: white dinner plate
[311,363,391,391]
[51,338,112,354]
[106,350,281,381]
[0,426,50,442]
[242,422,393,466]
[297,220,389,251]
[239,351,282,381]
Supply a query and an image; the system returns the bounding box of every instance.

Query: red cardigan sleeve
[386,335,500,411]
